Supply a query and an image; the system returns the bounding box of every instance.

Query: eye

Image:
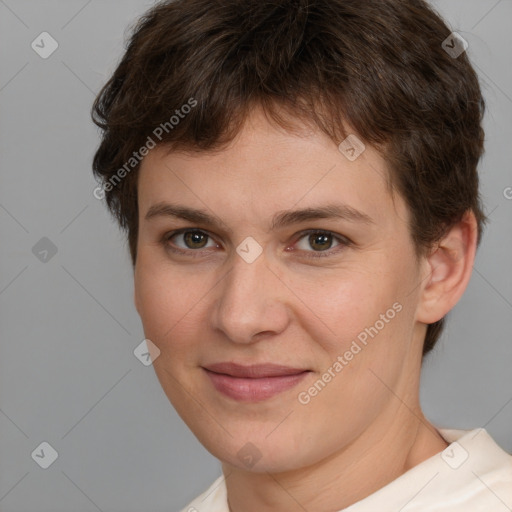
[162,229,218,255]
[292,230,351,257]
[161,228,351,259]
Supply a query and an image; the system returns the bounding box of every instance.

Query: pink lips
[203,362,310,402]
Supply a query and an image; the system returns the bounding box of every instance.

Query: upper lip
[203,362,309,378]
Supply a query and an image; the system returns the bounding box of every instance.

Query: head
[92,0,487,473]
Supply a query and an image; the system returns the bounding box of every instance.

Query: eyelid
[161,227,352,257]
[290,229,352,257]
[163,228,219,250]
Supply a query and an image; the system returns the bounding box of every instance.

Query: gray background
[0,0,511,510]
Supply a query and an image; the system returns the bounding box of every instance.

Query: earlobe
[416,210,478,324]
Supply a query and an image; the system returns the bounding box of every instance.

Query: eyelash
[160,228,352,259]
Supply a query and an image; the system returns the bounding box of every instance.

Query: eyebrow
[144,202,374,232]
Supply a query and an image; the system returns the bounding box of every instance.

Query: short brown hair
[91,0,487,355]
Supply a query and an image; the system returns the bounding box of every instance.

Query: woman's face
[134,108,430,473]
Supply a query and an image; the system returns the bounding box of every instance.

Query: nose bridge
[213,252,288,343]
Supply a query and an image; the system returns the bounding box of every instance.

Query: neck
[223,394,448,512]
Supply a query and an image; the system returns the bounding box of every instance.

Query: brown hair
[91,0,487,355]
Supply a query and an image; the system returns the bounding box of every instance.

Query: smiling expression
[133,106,431,472]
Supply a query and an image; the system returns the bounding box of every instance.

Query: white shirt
[179,428,512,511]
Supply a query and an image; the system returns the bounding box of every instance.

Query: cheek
[294,268,417,400]
[134,258,209,353]
[310,274,417,404]
[286,268,396,353]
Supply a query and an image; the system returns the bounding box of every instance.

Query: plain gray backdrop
[1,0,511,510]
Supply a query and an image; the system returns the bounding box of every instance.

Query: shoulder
[343,427,512,511]
[434,427,512,510]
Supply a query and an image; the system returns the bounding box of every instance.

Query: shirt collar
[181,428,512,512]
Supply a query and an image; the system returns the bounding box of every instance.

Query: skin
[134,106,478,511]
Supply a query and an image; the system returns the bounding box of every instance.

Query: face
[134,107,429,473]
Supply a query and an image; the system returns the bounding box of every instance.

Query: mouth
[202,362,311,402]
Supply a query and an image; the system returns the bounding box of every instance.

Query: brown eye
[293,230,351,258]
[182,231,209,249]
[164,229,217,253]
[308,232,334,251]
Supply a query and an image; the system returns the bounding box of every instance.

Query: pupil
[310,233,332,251]
[185,231,207,248]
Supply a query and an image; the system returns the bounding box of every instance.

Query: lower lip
[203,369,310,402]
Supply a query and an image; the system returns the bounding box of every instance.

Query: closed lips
[203,362,309,378]
[202,362,311,402]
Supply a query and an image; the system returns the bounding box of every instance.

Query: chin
[193,425,320,474]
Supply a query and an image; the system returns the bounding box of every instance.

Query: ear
[416,210,478,324]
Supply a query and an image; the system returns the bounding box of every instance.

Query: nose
[211,250,290,344]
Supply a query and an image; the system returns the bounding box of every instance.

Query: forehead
[137,108,407,233]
